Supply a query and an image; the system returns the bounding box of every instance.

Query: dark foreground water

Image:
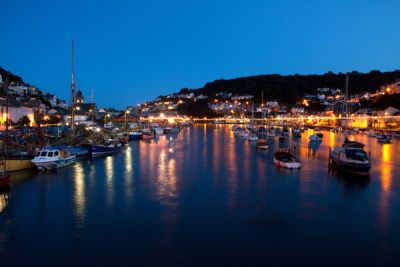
[1,125,400,266]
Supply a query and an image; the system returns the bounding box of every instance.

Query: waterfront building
[0,98,34,129]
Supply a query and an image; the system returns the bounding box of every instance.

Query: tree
[48,115,61,125]
[17,115,30,126]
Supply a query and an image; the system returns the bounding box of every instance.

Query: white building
[0,100,34,128]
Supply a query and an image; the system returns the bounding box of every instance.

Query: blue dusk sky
[1,0,399,108]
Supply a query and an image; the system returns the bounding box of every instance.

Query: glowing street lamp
[104,113,111,125]
[125,110,130,128]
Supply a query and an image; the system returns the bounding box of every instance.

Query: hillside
[0,66,24,84]
[183,70,400,104]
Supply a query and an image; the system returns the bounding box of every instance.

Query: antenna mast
[71,39,75,130]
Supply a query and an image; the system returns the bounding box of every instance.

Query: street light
[104,113,110,125]
[125,110,130,129]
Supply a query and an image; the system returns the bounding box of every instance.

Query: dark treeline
[184,70,400,104]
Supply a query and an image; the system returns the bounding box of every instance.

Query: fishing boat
[88,142,123,158]
[31,147,76,171]
[329,147,371,175]
[274,149,301,169]
[128,131,142,141]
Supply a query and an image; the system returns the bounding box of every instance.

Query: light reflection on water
[73,163,85,227]
[0,125,400,266]
[105,156,114,206]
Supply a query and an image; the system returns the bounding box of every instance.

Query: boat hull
[329,157,371,175]
[89,145,122,158]
[274,158,301,169]
[128,133,142,141]
[3,158,35,172]
[32,156,76,171]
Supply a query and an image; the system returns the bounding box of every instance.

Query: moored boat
[89,142,123,158]
[256,139,269,150]
[142,131,155,141]
[128,131,142,141]
[31,147,76,171]
[152,125,164,135]
[274,150,301,169]
[309,134,322,142]
[0,154,35,172]
[248,133,258,141]
[377,134,392,144]
[329,147,371,175]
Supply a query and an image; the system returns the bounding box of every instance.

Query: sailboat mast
[345,74,349,117]
[90,88,94,125]
[71,39,75,130]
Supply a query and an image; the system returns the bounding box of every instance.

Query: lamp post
[104,113,110,125]
[125,110,130,129]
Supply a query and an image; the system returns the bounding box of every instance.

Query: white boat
[153,126,164,135]
[233,127,243,135]
[274,150,301,169]
[240,131,249,138]
[31,147,76,171]
[248,133,258,141]
[256,139,269,150]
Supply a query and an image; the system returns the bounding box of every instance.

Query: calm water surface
[1,125,400,266]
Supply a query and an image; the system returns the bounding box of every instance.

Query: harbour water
[1,125,400,266]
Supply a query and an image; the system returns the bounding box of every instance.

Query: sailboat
[248,102,258,142]
[256,92,269,150]
[329,75,371,175]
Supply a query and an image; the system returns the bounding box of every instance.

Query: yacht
[329,147,371,175]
